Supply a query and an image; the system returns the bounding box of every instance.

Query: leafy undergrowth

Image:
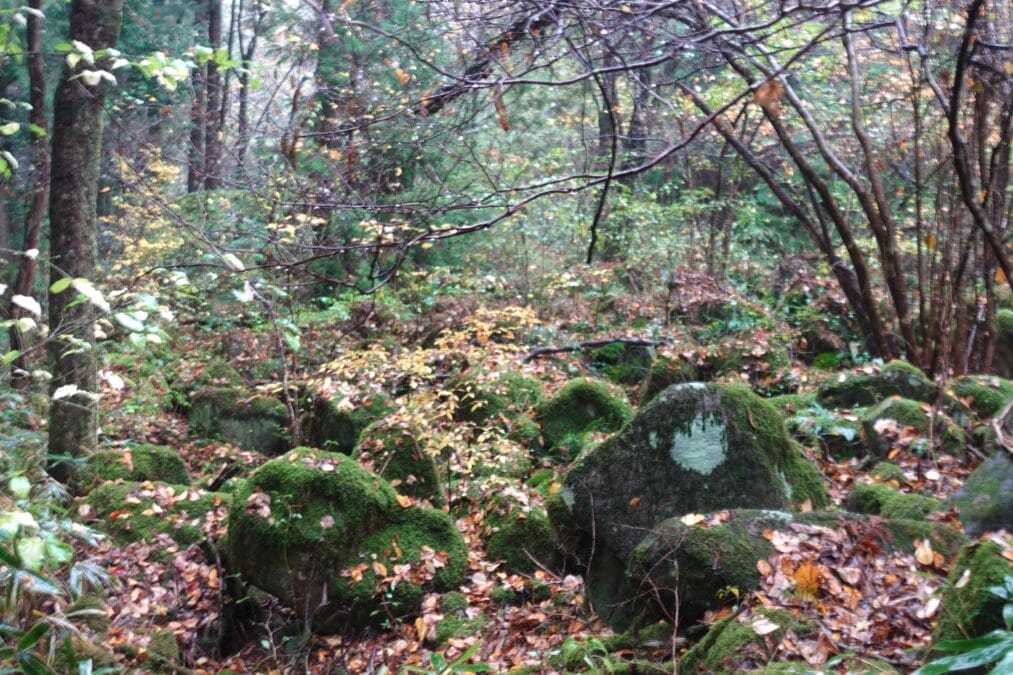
[4,264,1010,673]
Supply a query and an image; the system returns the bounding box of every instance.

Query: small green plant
[402,640,492,674]
[913,574,1013,674]
[551,636,619,673]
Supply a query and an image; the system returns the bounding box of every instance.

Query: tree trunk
[204,0,224,189]
[47,0,123,483]
[8,0,49,386]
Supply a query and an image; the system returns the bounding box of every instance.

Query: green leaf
[17,621,49,650]
[49,277,72,294]
[114,312,145,332]
[914,633,1013,674]
[0,122,19,135]
[15,537,46,571]
[2,350,19,366]
[8,476,31,500]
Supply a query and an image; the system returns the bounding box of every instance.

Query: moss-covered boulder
[587,341,655,385]
[930,538,1013,646]
[227,448,466,631]
[947,451,1013,537]
[678,607,818,673]
[950,374,1013,419]
[995,309,1013,378]
[73,445,190,496]
[638,355,699,404]
[612,510,965,632]
[846,480,943,520]
[535,378,633,454]
[547,383,827,629]
[81,482,227,547]
[482,493,561,575]
[861,397,966,459]
[355,420,444,506]
[301,392,394,454]
[817,361,936,408]
[786,405,864,460]
[189,386,289,455]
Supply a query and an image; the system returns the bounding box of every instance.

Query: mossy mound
[679,607,818,673]
[846,480,943,520]
[930,538,1013,646]
[165,361,243,412]
[227,448,466,631]
[355,420,444,506]
[767,391,819,416]
[82,482,226,547]
[638,355,699,404]
[817,360,936,408]
[860,397,966,459]
[73,445,190,496]
[615,510,966,632]
[950,374,1013,418]
[482,494,560,574]
[301,391,394,454]
[450,377,509,426]
[431,592,491,646]
[947,451,1013,536]
[587,341,655,386]
[869,461,908,484]
[535,378,633,454]
[189,386,289,455]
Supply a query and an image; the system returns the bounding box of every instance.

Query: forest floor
[11,264,1009,673]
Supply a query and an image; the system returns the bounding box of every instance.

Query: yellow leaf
[680,513,706,526]
[415,616,427,642]
[793,562,820,602]
[996,268,1008,285]
[914,538,934,566]
[925,233,937,250]
[629,497,641,507]
[372,561,387,577]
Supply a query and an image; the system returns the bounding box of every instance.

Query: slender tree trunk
[8,0,49,386]
[188,1,208,193]
[47,0,123,483]
[204,0,224,189]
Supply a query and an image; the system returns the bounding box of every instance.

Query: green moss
[302,392,394,454]
[74,444,190,495]
[440,591,468,613]
[490,372,545,411]
[638,355,698,404]
[433,616,491,646]
[846,481,943,520]
[767,391,819,416]
[84,482,226,547]
[451,378,509,425]
[166,361,242,411]
[227,449,466,630]
[679,607,818,673]
[356,421,444,506]
[818,360,936,407]
[189,387,289,455]
[861,397,966,459]
[932,540,1013,644]
[484,500,560,574]
[947,453,1013,536]
[535,378,633,452]
[880,519,968,557]
[869,461,907,483]
[950,375,1013,418]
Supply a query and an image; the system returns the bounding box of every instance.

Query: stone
[189,386,289,455]
[227,448,466,631]
[949,374,1013,419]
[817,360,936,408]
[535,378,633,455]
[860,397,966,460]
[355,420,444,506]
[301,392,394,454]
[73,444,190,496]
[947,452,1013,536]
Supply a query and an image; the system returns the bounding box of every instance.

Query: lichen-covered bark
[47,0,124,482]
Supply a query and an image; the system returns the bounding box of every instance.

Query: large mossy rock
[547,383,828,629]
[73,445,190,496]
[535,378,633,454]
[482,493,561,575]
[947,451,1013,536]
[551,383,827,560]
[355,420,444,506]
[81,482,226,547]
[301,392,394,454]
[930,538,1013,646]
[950,375,1013,419]
[227,448,466,631]
[586,509,966,631]
[189,386,289,455]
[817,360,936,408]
[860,397,966,460]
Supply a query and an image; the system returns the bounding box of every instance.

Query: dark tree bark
[47,0,123,483]
[7,0,48,386]
[204,0,224,189]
